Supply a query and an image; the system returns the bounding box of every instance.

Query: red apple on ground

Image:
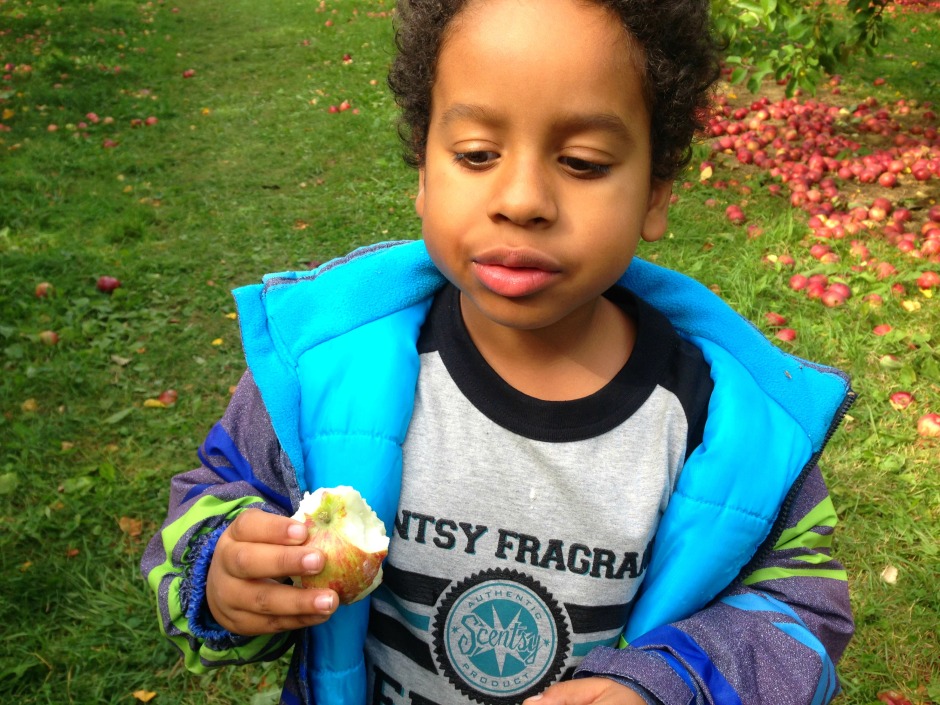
[39,330,59,346]
[917,413,940,438]
[789,274,808,291]
[775,328,796,342]
[292,486,389,604]
[157,389,178,407]
[876,690,913,705]
[35,282,54,298]
[182,69,196,78]
[873,324,892,336]
[725,205,746,225]
[889,392,913,411]
[916,271,940,289]
[821,288,847,307]
[96,276,121,293]
[765,312,787,327]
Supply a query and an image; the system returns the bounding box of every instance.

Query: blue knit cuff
[182,523,245,644]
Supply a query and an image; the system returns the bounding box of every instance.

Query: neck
[459,293,635,401]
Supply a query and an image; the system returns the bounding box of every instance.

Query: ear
[414,168,426,218]
[641,179,673,243]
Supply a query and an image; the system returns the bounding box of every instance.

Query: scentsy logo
[455,600,543,669]
[433,569,569,703]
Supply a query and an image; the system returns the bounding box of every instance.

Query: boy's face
[416,0,671,337]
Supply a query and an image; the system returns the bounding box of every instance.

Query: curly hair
[387,0,722,182]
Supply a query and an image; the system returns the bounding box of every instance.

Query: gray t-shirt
[366,284,712,705]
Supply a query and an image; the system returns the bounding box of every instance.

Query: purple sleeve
[140,371,303,672]
[575,465,854,705]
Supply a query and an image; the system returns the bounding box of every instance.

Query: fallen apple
[764,312,787,327]
[39,330,59,346]
[917,413,940,438]
[96,275,121,293]
[292,486,389,604]
[876,689,913,705]
[916,271,940,289]
[35,282,54,298]
[889,392,912,411]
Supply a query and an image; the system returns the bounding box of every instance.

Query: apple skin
[764,312,787,327]
[293,487,389,605]
[96,275,121,293]
[917,413,940,439]
[39,330,59,346]
[889,392,912,411]
[916,271,940,289]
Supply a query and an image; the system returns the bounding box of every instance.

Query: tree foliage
[714,0,891,95]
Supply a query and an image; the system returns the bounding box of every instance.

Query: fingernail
[301,552,322,572]
[315,594,335,612]
[288,523,307,540]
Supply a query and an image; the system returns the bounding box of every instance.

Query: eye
[560,156,611,179]
[453,151,499,170]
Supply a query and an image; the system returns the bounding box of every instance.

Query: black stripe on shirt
[383,562,452,606]
[565,602,631,634]
[369,606,439,674]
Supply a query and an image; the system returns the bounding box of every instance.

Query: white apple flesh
[291,486,389,604]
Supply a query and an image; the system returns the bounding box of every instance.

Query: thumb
[523,679,596,705]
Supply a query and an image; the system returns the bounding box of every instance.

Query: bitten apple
[292,486,389,604]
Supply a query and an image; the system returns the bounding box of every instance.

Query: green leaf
[878,455,905,472]
[104,407,135,425]
[730,67,750,85]
[0,472,18,495]
[61,475,95,493]
[898,366,917,387]
[98,462,117,482]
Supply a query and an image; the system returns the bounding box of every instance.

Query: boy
[142,0,856,703]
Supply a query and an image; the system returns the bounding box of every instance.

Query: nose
[487,156,558,227]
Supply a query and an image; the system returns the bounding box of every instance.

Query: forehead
[434,0,647,123]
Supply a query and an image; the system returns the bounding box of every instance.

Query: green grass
[1,0,938,703]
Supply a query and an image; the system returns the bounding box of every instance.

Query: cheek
[420,219,458,278]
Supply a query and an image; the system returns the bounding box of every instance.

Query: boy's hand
[206,508,337,636]
[524,678,649,705]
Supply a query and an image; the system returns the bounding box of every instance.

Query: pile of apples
[705,90,940,263]
[701,81,940,441]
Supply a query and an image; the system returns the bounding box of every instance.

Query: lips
[471,248,561,298]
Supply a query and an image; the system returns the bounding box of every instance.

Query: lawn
[0,0,937,703]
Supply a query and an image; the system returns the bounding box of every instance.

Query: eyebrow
[439,103,633,140]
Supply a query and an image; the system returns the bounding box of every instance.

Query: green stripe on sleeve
[773,497,837,551]
[743,566,847,586]
[146,495,278,672]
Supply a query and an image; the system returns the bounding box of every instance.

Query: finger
[221,540,325,581]
[230,581,338,635]
[524,678,645,705]
[227,508,309,545]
